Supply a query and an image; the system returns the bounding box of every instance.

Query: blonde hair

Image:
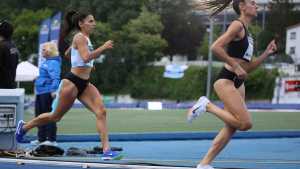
[193,0,243,17]
[42,42,59,57]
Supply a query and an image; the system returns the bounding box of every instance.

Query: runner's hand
[233,64,247,79]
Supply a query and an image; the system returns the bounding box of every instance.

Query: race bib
[243,35,254,61]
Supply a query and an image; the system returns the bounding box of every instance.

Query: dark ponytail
[61,10,77,39]
[58,9,91,54]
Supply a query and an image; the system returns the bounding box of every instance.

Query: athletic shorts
[63,72,89,97]
[216,67,244,88]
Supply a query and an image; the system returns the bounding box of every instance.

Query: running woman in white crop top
[71,32,94,68]
[15,9,123,160]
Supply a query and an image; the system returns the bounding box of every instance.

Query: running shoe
[40,141,58,146]
[187,96,210,123]
[30,139,41,146]
[196,164,215,169]
[15,120,27,143]
[101,149,123,160]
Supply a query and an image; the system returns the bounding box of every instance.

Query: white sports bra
[71,33,94,67]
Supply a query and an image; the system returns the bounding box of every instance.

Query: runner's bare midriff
[224,57,252,73]
[71,67,92,80]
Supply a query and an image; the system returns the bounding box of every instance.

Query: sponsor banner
[38,12,62,66]
[285,80,300,92]
[38,18,51,66]
[49,12,62,45]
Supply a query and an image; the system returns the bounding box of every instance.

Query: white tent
[15,61,39,82]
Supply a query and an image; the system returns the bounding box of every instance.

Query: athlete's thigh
[237,83,245,100]
[214,79,250,121]
[78,83,104,113]
[52,79,77,117]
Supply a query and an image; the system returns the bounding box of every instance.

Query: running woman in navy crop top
[187,1,277,169]
[227,19,254,62]
[16,9,123,160]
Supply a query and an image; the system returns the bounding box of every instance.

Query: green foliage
[19,82,34,94]
[257,30,274,53]
[12,9,52,60]
[148,0,206,59]
[198,33,209,59]
[128,66,186,100]
[248,24,262,38]
[89,7,167,94]
[91,21,113,47]
[91,0,148,30]
[198,25,222,60]
[123,7,167,68]
[245,68,279,100]
[266,0,300,55]
[129,66,278,101]
[129,66,207,100]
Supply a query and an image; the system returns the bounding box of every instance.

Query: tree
[0,0,69,12]
[123,7,167,69]
[90,7,167,94]
[91,0,148,30]
[198,25,222,60]
[147,0,205,60]
[264,0,300,55]
[12,9,52,61]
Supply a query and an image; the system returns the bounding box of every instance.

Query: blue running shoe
[15,120,27,143]
[101,150,123,160]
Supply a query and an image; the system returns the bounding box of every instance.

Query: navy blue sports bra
[227,20,254,62]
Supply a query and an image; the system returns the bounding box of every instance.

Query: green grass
[24,109,300,134]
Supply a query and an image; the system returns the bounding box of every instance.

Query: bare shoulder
[73,33,87,43]
[224,20,244,40]
[227,20,244,34]
[72,33,88,48]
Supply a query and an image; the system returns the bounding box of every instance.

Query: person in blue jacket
[33,42,61,146]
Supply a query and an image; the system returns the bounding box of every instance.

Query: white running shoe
[196,164,215,169]
[40,141,58,146]
[187,96,210,123]
[30,140,41,146]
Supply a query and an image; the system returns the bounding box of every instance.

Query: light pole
[262,4,266,30]
[206,18,214,99]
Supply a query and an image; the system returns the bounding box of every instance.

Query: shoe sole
[186,108,193,123]
[101,154,124,161]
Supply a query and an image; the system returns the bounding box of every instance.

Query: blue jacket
[35,56,61,95]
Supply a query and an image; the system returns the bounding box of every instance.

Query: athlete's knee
[239,121,252,131]
[95,108,107,120]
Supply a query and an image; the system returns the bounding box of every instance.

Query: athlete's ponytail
[193,0,244,17]
[58,9,91,55]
